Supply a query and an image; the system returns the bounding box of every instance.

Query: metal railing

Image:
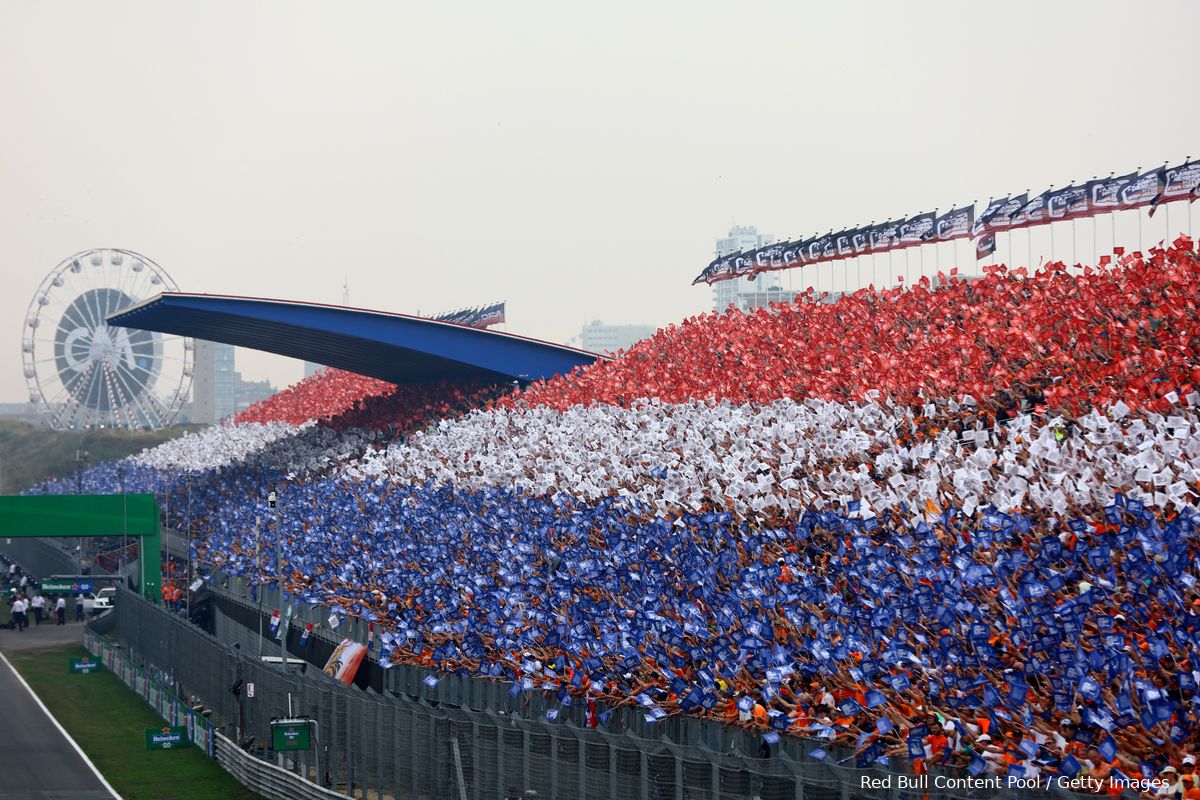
[214,731,352,800]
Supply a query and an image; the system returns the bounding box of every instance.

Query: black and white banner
[971,198,1011,236]
[898,212,937,246]
[976,232,997,260]
[869,220,903,251]
[985,194,1028,231]
[806,233,837,263]
[935,206,975,241]
[1046,185,1088,220]
[1007,192,1050,229]
[1164,161,1200,199]
[1087,173,1136,211]
[1119,168,1166,209]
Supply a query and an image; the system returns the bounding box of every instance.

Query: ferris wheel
[21,248,193,430]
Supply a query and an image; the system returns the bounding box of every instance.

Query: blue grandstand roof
[107,293,600,384]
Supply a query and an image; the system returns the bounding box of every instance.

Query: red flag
[586,696,598,728]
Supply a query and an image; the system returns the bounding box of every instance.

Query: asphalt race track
[0,652,116,800]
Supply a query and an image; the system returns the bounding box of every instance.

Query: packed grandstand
[31,236,1200,787]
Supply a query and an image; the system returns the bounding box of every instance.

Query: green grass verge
[7,643,262,800]
[0,418,198,494]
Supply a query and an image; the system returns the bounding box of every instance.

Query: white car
[91,587,117,612]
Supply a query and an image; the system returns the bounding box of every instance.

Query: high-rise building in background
[711,225,799,313]
[575,320,658,355]
[191,340,275,424]
[232,376,276,414]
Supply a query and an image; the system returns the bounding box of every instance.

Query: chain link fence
[112,585,1107,800]
[83,621,218,757]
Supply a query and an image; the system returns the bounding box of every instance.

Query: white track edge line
[0,648,122,799]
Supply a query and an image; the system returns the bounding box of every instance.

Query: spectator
[11,595,27,631]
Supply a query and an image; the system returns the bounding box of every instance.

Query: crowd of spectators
[233,368,397,426]
[354,395,1200,521]
[28,238,1200,788]
[508,237,1199,416]
[322,380,506,434]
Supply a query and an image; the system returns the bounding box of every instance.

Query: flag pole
[1165,194,1170,247]
[925,209,935,281]
[1088,177,1097,268]
[1185,157,1195,242]
[1135,166,1143,252]
[1071,217,1077,269]
[902,215,910,287]
[1160,161,1168,247]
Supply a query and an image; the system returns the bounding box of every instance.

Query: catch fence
[83,616,217,756]
[106,585,1105,800]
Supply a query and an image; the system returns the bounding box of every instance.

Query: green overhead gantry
[0,494,161,600]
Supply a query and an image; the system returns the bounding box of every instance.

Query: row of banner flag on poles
[693,160,1200,285]
[433,301,506,328]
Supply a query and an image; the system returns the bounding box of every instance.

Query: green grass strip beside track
[8,643,262,800]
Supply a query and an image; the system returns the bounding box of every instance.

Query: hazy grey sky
[2,1,1197,401]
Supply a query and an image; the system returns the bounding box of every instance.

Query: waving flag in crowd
[31,234,1200,781]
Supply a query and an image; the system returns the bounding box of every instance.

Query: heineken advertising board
[271,719,312,751]
[145,726,189,750]
[43,579,93,593]
[69,657,100,674]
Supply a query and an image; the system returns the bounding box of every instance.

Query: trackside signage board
[145,726,189,750]
[69,657,100,674]
[44,580,93,593]
[271,719,312,751]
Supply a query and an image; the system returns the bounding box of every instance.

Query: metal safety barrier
[214,731,352,800]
